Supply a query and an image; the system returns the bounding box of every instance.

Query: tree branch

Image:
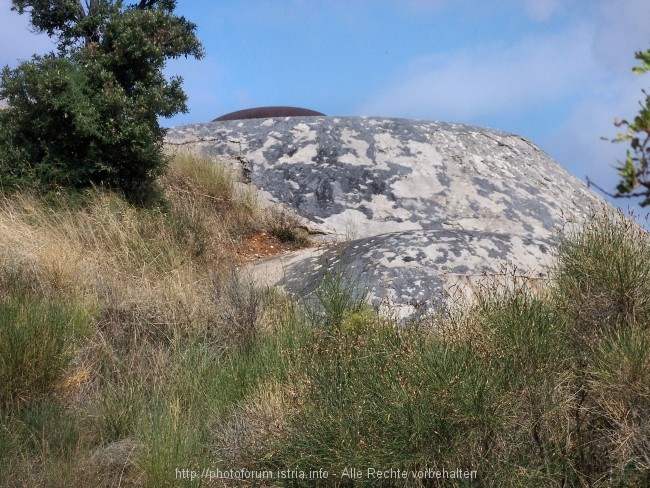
[586,176,649,199]
[138,0,156,10]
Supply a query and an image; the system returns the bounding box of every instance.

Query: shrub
[0,1,204,201]
[551,210,650,344]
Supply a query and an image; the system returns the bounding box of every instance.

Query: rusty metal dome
[214,106,325,121]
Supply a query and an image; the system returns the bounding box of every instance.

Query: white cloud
[539,0,650,215]
[592,0,650,73]
[357,24,598,121]
[524,0,565,22]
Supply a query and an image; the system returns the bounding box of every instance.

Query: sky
[1,0,650,217]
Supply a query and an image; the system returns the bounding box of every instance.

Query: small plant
[162,153,260,264]
[136,397,202,488]
[98,373,148,443]
[210,268,267,351]
[306,262,369,330]
[165,153,238,204]
[266,207,310,246]
[586,326,650,476]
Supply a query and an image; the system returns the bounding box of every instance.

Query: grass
[0,153,649,486]
[0,293,90,411]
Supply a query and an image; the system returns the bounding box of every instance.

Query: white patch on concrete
[469,155,490,176]
[340,128,372,166]
[319,209,369,238]
[391,163,446,199]
[408,140,442,164]
[366,194,411,221]
[248,247,329,288]
[372,132,407,170]
[278,143,318,164]
[508,235,551,271]
[338,153,364,165]
[331,180,346,201]
[291,123,317,143]
[453,217,500,232]
[422,243,446,262]
[248,134,283,165]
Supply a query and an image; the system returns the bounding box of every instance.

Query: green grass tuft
[0,293,90,412]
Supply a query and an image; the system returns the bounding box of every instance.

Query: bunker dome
[214,106,325,121]
[165,115,610,319]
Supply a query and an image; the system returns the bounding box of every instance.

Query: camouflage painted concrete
[248,228,556,321]
[165,116,609,318]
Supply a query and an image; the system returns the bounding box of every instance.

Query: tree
[600,48,650,206]
[0,0,204,200]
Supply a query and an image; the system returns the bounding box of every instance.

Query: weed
[98,373,148,442]
[136,397,203,488]
[305,261,369,330]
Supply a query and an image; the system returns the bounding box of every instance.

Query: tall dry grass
[0,153,260,321]
[0,153,306,487]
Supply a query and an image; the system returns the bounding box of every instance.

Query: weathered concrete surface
[250,229,555,321]
[165,116,609,318]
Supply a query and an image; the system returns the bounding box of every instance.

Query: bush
[549,211,650,484]
[551,210,650,343]
[0,56,161,196]
[0,1,203,201]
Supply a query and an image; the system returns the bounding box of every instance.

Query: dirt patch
[236,231,304,265]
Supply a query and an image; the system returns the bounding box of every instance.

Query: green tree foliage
[0,0,204,200]
[611,48,650,206]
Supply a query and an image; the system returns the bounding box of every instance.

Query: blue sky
[1,0,650,216]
